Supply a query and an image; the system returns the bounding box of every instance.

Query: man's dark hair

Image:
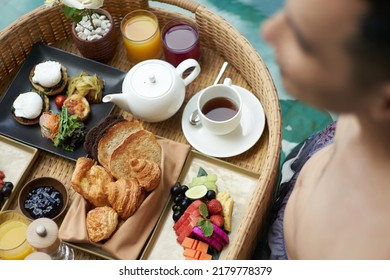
[347,0,390,86]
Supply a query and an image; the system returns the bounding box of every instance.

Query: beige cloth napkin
[59,139,191,259]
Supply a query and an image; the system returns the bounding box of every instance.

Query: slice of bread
[83,114,125,158]
[97,120,143,169]
[109,129,162,177]
[91,118,127,161]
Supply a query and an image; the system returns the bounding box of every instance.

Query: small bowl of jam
[18,177,69,222]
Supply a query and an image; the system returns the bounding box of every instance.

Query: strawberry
[210,215,224,228]
[207,199,222,215]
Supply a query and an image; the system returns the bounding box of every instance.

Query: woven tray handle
[148,0,201,13]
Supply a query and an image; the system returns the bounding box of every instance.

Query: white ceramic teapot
[102,59,201,122]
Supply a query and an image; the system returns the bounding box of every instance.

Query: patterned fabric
[267,121,337,260]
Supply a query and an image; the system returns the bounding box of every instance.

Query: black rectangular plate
[0,43,126,161]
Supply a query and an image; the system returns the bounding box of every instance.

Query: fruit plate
[140,150,260,260]
[0,43,125,161]
[0,135,38,211]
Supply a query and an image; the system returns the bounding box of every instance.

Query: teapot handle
[175,59,201,86]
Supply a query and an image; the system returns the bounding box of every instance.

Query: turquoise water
[0,0,333,162]
[0,0,43,29]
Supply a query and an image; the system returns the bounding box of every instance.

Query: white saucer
[181,85,266,158]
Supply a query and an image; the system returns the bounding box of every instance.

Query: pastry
[106,178,146,220]
[97,120,143,169]
[86,206,118,243]
[110,158,161,192]
[71,157,114,207]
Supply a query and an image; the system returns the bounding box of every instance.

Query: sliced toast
[109,129,162,178]
[97,120,143,169]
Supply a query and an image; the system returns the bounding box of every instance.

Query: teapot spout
[102,93,130,112]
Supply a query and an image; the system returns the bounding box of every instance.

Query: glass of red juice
[161,18,200,67]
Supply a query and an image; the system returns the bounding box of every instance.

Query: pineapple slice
[217,191,234,232]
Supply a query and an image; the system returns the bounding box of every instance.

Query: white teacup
[197,78,242,135]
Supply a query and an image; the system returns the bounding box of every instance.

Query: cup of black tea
[197,78,242,135]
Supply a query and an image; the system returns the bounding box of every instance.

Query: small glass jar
[26,218,74,260]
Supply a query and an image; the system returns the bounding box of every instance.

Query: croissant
[110,158,161,192]
[86,206,118,243]
[71,157,114,207]
[106,178,146,220]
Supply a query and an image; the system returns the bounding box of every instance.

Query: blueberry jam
[24,185,63,219]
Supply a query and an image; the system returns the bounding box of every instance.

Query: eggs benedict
[29,60,68,96]
[11,91,49,125]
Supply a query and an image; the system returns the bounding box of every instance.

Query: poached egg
[13,92,43,119]
[32,61,62,88]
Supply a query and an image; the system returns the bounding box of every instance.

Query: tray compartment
[0,135,38,211]
[141,150,260,260]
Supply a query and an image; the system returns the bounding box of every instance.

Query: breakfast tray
[0,0,281,260]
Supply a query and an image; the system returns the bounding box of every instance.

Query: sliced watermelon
[175,214,201,243]
[173,212,190,231]
[173,200,203,244]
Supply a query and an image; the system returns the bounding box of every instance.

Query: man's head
[262,0,390,119]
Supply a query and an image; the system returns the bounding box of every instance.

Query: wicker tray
[0,0,281,260]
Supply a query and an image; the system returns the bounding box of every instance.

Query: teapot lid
[129,60,173,98]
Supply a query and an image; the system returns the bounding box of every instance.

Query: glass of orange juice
[0,211,33,260]
[121,10,163,63]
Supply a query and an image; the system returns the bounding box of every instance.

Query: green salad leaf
[54,106,86,152]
